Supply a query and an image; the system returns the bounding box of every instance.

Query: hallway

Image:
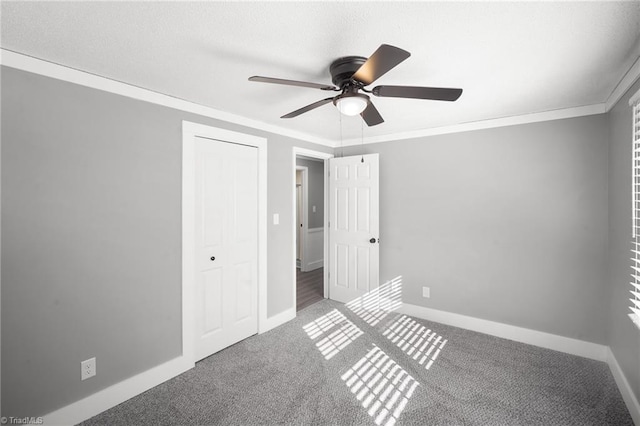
[296,267,324,311]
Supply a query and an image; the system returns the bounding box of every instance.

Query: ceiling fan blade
[372,85,463,101]
[249,76,337,91]
[352,44,411,86]
[360,101,384,126]
[281,97,335,119]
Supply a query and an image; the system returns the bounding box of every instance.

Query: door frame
[296,166,308,271]
[292,148,333,307]
[182,121,267,364]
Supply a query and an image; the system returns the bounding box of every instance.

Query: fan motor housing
[329,56,367,88]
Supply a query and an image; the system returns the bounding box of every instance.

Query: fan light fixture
[334,93,369,116]
[249,44,463,126]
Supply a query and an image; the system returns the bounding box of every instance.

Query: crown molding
[606,35,640,112]
[607,55,640,112]
[0,49,335,148]
[339,103,607,147]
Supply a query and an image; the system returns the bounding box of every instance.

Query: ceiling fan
[248,44,463,126]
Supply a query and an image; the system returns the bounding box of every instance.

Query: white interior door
[329,154,379,303]
[194,136,258,361]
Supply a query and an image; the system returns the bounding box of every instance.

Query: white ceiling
[2,1,639,143]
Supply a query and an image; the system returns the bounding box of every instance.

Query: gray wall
[0,66,331,417]
[342,115,610,344]
[296,158,324,229]
[608,78,640,402]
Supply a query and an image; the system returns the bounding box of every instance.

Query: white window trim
[629,89,640,329]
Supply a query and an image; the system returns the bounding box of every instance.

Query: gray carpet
[81,299,633,425]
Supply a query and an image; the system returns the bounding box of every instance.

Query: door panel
[195,137,258,361]
[355,188,370,231]
[329,154,379,304]
[235,262,253,321]
[356,246,371,291]
[356,162,370,179]
[336,244,349,287]
[203,269,223,334]
[336,187,349,230]
[203,155,224,248]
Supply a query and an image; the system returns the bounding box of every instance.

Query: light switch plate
[273,213,279,225]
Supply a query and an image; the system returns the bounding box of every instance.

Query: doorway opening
[293,148,332,312]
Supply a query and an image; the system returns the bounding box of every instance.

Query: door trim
[292,148,333,308]
[182,121,267,364]
[296,166,308,271]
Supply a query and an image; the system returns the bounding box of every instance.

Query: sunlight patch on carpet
[303,309,363,359]
[341,345,418,426]
[383,315,447,370]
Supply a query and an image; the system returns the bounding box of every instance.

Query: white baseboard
[607,348,640,425]
[305,259,324,271]
[398,303,608,362]
[302,227,324,272]
[41,355,194,425]
[259,307,296,334]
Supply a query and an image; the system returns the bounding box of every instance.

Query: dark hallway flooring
[296,267,324,311]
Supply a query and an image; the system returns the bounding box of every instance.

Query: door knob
[210,256,216,261]
[370,238,377,244]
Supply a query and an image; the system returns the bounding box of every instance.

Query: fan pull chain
[361,116,365,163]
[339,111,343,158]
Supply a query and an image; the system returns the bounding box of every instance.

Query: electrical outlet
[273,213,279,225]
[422,287,430,298]
[312,205,316,213]
[81,357,96,381]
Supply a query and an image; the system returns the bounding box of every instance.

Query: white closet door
[194,136,258,361]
